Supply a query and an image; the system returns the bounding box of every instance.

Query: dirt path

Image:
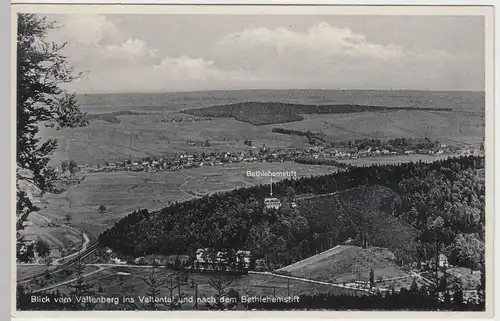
[295,187,356,201]
[409,270,435,286]
[249,270,372,294]
[180,173,202,200]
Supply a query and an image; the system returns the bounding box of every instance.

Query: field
[37,162,340,239]
[284,110,484,146]
[40,90,484,166]
[278,245,408,284]
[43,113,310,166]
[336,154,451,166]
[17,265,48,281]
[42,110,484,166]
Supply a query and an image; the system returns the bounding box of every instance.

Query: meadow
[283,110,484,146]
[42,113,305,166]
[278,245,408,284]
[17,265,48,281]
[336,154,451,166]
[37,162,340,239]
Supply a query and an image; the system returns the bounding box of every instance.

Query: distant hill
[181,102,453,125]
[278,245,408,283]
[75,90,484,113]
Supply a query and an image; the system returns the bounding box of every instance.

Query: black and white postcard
[12,3,494,318]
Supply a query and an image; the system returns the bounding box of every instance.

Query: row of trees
[246,286,484,311]
[273,127,442,149]
[272,128,326,146]
[271,130,442,151]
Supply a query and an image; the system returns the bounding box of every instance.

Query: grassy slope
[278,245,408,284]
[17,265,48,281]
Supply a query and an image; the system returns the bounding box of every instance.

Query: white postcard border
[8,2,497,320]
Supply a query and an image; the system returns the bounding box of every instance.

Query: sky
[45,14,485,93]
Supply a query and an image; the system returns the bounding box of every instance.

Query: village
[76,140,482,174]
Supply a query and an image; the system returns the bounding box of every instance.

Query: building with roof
[264,197,281,210]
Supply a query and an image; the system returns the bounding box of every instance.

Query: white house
[134,257,145,265]
[264,197,281,210]
[195,248,209,263]
[236,250,251,267]
[110,257,127,265]
[439,254,449,268]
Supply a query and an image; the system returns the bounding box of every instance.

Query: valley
[18,90,486,311]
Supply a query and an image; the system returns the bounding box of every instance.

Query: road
[32,266,110,293]
[180,173,203,200]
[295,186,356,201]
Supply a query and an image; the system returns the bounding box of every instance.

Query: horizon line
[74,88,486,95]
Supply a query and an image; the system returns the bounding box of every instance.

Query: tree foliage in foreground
[66,254,96,310]
[16,13,87,259]
[246,288,484,311]
[17,283,484,311]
